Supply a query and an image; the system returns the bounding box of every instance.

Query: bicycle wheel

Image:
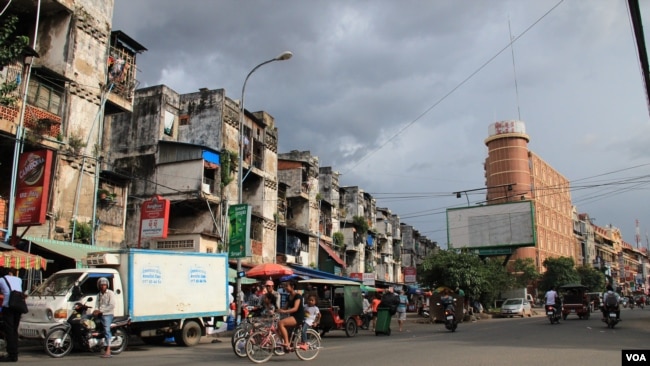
[232,335,247,358]
[294,328,321,361]
[246,330,275,364]
[231,322,251,346]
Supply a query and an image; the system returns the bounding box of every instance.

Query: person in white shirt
[544,287,559,314]
[361,293,372,329]
[0,269,23,362]
[601,284,621,321]
[302,294,320,342]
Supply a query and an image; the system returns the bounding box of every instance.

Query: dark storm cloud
[113,0,650,246]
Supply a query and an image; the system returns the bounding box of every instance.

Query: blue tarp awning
[203,150,220,164]
[286,264,361,283]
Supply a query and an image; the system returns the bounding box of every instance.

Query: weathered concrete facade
[0,0,145,248]
[106,84,278,259]
[277,151,320,267]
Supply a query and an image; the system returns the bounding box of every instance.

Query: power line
[343,0,565,173]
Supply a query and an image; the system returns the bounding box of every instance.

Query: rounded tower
[484,120,532,204]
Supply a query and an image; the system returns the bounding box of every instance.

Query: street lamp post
[236,51,292,322]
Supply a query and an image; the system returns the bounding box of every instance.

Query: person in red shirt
[370,292,382,331]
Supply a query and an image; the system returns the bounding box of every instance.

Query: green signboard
[228,204,251,258]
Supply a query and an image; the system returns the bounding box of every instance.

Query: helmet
[97,277,109,290]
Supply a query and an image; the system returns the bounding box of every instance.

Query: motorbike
[437,299,458,332]
[636,297,645,310]
[546,304,561,324]
[602,305,620,328]
[43,297,130,358]
[418,305,430,318]
[629,299,635,310]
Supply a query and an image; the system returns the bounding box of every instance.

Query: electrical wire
[342,0,565,173]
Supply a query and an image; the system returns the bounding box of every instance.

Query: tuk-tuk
[299,279,364,337]
[559,284,590,320]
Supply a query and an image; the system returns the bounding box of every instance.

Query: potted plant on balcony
[97,189,109,200]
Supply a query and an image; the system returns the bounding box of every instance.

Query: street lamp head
[275,51,293,61]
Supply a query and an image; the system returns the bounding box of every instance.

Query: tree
[577,266,606,292]
[538,257,580,292]
[419,250,505,301]
[510,258,540,288]
[0,15,29,106]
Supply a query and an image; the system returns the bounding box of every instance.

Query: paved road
[13,308,650,365]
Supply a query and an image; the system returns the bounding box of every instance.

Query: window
[180,115,190,126]
[157,239,194,249]
[27,78,62,115]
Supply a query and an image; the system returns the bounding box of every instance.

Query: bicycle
[233,315,284,358]
[245,317,321,363]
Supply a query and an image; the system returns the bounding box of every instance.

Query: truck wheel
[175,320,202,347]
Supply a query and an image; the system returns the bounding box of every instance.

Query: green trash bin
[375,307,392,336]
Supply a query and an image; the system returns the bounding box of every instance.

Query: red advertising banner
[138,195,171,247]
[404,267,417,283]
[14,150,53,226]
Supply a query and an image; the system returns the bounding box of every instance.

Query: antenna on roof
[508,17,521,121]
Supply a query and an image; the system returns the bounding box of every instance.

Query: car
[500,298,532,318]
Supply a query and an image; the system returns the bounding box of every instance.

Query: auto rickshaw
[299,279,364,337]
[559,284,590,320]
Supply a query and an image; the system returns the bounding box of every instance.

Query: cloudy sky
[112,0,650,249]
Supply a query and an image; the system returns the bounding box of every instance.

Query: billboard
[228,204,251,258]
[14,150,53,226]
[139,195,171,247]
[447,201,535,249]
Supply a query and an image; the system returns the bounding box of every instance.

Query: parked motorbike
[602,305,620,329]
[43,297,130,358]
[437,299,458,332]
[546,304,560,324]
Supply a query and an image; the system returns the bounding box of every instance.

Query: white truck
[501,287,535,307]
[19,249,229,347]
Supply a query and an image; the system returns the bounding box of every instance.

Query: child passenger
[302,294,321,341]
[261,292,277,317]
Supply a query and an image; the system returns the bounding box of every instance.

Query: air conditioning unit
[201,183,211,194]
[285,255,296,264]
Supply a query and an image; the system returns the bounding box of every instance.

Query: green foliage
[69,219,92,244]
[0,80,18,106]
[352,215,369,234]
[510,258,540,288]
[220,149,237,187]
[332,231,344,248]
[577,266,606,292]
[419,250,507,302]
[538,256,580,292]
[0,15,29,106]
[67,131,87,154]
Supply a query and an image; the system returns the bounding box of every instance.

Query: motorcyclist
[440,289,455,312]
[93,277,115,358]
[361,292,372,329]
[601,284,621,321]
[544,286,559,315]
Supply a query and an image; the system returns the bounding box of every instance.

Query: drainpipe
[6,0,41,244]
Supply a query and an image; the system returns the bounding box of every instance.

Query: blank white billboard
[447,201,535,249]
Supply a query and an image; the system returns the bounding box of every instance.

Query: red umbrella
[246,263,293,279]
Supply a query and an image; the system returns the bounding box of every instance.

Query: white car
[500,298,532,318]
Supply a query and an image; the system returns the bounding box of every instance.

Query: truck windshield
[31,273,80,296]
